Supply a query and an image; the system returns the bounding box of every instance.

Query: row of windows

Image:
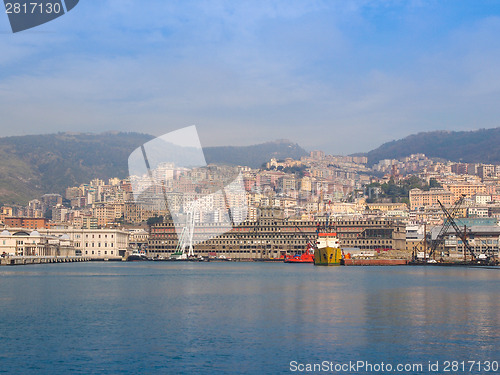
[85,250,114,255]
[85,242,114,248]
[154,220,393,228]
[150,239,306,245]
[85,234,114,239]
[342,240,392,245]
[151,249,283,254]
[151,245,304,250]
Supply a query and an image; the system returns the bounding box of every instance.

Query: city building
[38,228,129,259]
[147,209,406,259]
[4,217,52,229]
[0,229,75,257]
[409,188,454,210]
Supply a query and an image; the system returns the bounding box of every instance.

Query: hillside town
[2,150,500,262]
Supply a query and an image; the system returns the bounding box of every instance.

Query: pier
[1,255,95,266]
[343,259,409,266]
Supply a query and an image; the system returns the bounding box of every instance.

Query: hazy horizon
[1,125,499,156]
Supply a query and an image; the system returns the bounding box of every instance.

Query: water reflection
[363,267,500,362]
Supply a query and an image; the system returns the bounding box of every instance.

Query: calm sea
[0,263,498,374]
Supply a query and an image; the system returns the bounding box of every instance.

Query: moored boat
[284,242,314,263]
[314,232,343,266]
[127,248,148,261]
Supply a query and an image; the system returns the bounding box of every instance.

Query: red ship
[284,242,315,263]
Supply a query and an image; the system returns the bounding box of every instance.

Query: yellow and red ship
[314,232,343,266]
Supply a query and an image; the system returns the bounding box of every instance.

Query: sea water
[0,263,498,374]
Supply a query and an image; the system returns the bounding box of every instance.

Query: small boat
[127,248,148,261]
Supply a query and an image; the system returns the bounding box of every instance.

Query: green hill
[204,139,307,168]
[363,127,500,165]
[0,132,153,205]
[0,133,306,205]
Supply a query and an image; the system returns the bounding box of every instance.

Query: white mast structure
[174,204,196,259]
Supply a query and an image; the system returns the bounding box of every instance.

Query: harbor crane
[428,195,466,259]
[294,224,316,251]
[437,199,476,261]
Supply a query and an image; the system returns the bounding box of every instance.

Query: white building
[0,229,75,257]
[38,228,129,259]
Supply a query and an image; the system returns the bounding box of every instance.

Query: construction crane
[437,199,476,261]
[428,195,466,259]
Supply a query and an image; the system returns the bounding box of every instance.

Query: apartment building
[409,188,454,210]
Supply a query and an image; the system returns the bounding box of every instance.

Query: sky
[1,0,500,154]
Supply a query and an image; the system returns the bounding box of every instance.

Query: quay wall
[0,256,119,266]
[344,259,409,266]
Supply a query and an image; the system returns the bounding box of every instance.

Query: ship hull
[314,247,342,266]
[284,258,313,263]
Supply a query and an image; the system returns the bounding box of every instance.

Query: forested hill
[0,132,306,205]
[362,127,500,165]
[204,140,307,168]
[0,132,153,205]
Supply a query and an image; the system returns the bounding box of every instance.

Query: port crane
[428,195,466,259]
[437,199,476,261]
[294,224,316,252]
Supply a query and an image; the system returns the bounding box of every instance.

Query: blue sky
[1,0,500,154]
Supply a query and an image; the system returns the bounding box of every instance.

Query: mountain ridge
[0,132,307,205]
[360,127,500,165]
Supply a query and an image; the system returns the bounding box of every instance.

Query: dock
[2,256,95,266]
[343,259,409,266]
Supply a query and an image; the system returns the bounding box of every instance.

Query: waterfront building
[0,229,75,257]
[429,224,500,259]
[37,228,129,259]
[147,209,406,259]
[128,228,149,249]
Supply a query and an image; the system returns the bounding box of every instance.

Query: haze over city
[2,1,500,154]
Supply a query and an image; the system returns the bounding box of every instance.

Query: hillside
[0,133,306,205]
[204,139,307,168]
[0,132,153,205]
[363,127,500,165]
